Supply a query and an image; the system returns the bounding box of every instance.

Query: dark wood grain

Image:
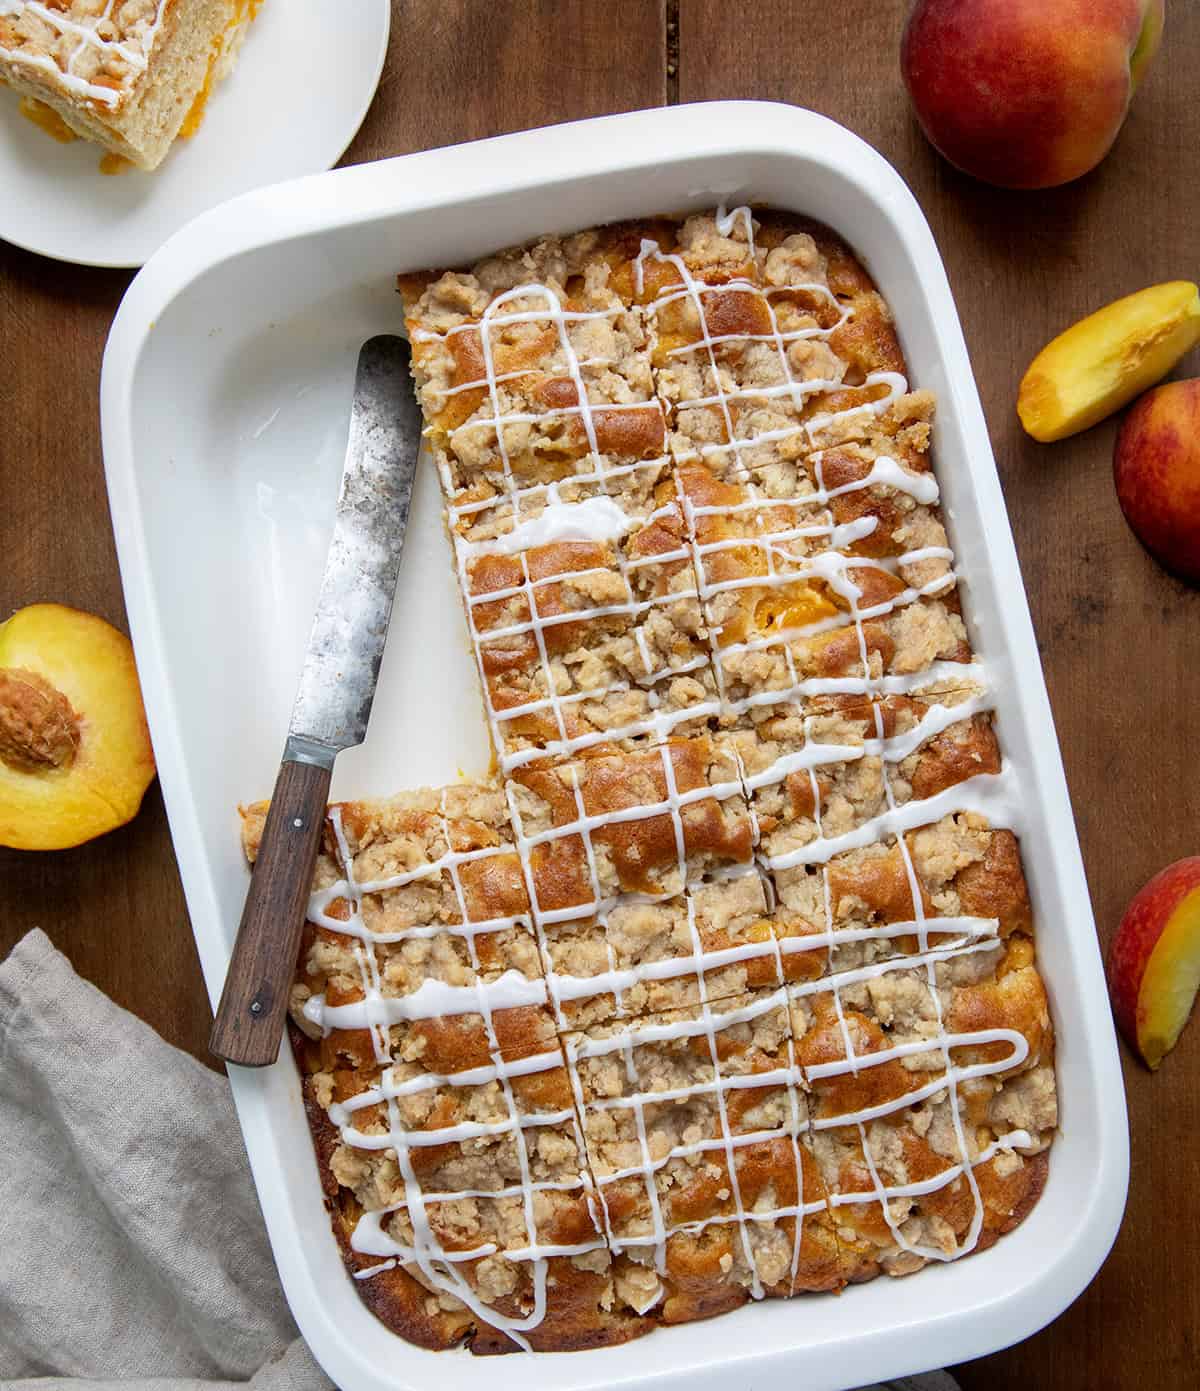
[0,249,212,1051]
[342,0,667,160]
[209,756,333,1067]
[2,0,1198,1383]
[681,2,1200,1387]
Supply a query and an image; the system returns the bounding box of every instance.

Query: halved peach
[1108,857,1200,1070]
[1018,281,1200,443]
[0,604,156,850]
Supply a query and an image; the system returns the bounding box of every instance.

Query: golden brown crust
[293,1027,476,1351]
[820,1131,1052,1286]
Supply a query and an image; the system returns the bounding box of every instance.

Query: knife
[209,335,421,1067]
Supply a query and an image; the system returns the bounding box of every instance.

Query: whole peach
[901,0,1164,189]
[1113,379,1200,585]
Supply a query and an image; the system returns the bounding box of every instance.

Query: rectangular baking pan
[100,101,1128,1391]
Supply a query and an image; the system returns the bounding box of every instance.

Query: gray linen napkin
[0,929,959,1391]
[0,929,331,1391]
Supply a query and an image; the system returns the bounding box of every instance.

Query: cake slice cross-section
[0,0,261,170]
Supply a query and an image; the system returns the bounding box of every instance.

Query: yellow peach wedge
[0,604,156,850]
[1108,857,1200,1070]
[1018,281,1200,443]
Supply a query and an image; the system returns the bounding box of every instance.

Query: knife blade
[288,334,423,761]
[209,335,421,1068]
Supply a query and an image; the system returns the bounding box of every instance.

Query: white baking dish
[100,101,1128,1391]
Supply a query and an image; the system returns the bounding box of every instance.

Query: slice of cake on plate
[0,0,261,170]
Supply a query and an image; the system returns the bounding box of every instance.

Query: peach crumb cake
[238,207,1057,1353]
[0,1,261,170]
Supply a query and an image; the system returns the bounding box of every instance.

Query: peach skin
[1113,379,1200,585]
[902,0,1164,190]
[1018,282,1200,443]
[0,603,156,850]
[1109,858,1200,1070]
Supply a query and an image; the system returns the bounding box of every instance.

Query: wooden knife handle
[209,756,333,1067]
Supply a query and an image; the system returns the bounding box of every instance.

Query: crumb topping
[267,206,1056,1353]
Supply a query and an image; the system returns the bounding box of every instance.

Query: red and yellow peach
[902,0,1164,190]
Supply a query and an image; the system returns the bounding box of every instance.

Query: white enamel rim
[100,102,1129,1391]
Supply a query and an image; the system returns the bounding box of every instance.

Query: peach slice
[0,604,156,850]
[1018,282,1200,442]
[1108,857,1200,1070]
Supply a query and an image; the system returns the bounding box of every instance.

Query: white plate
[100,103,1129,1391]
[0,0,390,268]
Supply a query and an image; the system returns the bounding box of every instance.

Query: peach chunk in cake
[676,433,955,655]
[673,424,970,725]
[563,988,845,1320]
[711,587,972,719]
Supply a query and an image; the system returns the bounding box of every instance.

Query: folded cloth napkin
[0,929,960,1391]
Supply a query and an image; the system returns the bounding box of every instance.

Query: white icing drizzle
[307,755,1029,1311]
[451,441,957,772]
[656,263,946,723]
[302,969,549,1031]
[0,0,168,107]
[715,202,757,257]
[486,492,631,554]
[299,208,1045,1326]
[430,281,700,774]
[764,769,1014,870]
[635,228,909,472]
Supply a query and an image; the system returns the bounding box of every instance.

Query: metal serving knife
[209,335,422,1068]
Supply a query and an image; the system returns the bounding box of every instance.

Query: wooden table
[3,3,1197,1385]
